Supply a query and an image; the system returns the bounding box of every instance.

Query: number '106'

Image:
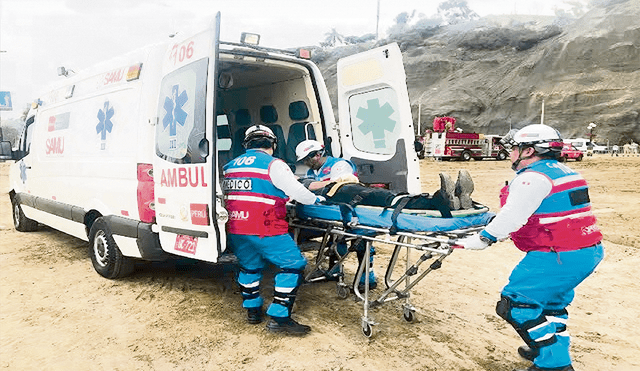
[170,41,195,65]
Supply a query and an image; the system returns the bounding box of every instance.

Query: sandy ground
[1,155,639,371]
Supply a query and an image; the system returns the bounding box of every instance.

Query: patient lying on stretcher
[294,139,477,218]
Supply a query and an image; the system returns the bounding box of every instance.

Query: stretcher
[288,201,494,337]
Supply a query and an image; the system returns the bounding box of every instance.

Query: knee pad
[272,268,304,311]
[496,296,557,349]
[238,267,262,300]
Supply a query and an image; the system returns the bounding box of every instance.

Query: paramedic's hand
[315,196,326,204]
[456,234,489,250]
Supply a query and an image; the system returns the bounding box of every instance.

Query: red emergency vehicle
[421,117,509,161]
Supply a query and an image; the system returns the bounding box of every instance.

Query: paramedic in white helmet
[223,125,324,335]
[457,124,604,371]
[295,139,358,191]
[295,139,377,291]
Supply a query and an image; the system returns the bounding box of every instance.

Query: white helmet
[243,125,277,149]
[295,139,325,161]
[503,124,563,155]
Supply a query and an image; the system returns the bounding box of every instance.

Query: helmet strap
[511,145,534,171]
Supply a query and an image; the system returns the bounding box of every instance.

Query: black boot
[247,307,264,324]
[518,345,538,361]
[513,365,574,371]
[266,317,311,335]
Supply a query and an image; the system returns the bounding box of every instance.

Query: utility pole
[376,0,380,40]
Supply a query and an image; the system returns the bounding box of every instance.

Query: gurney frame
[289,214,484,338]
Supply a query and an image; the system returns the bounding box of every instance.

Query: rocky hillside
[312,0,640,145]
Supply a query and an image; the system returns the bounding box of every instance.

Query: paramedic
[457,124,604,371]
[223,125,322,335]
[295,139,377,291]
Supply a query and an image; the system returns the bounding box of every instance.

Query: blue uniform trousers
[500,244,604,369]
[228,234,307,320]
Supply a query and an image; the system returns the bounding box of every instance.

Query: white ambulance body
[7,15,420,278]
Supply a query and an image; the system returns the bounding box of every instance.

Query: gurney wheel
[403,308,416,323]
[362,322,373,338]
[336,284,349,300]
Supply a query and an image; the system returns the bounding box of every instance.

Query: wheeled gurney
[288,201,494,337]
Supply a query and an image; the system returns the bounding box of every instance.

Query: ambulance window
[216,114,232,151]
[22,116,36,157]
[347,87,401,156]
[156,58,208,164]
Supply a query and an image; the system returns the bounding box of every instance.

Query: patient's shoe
[455,169,474,209]
[439,173,460,210]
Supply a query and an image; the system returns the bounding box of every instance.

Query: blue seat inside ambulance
[286,101,316,163]
[232,108,252,158]
[260,105,287,161]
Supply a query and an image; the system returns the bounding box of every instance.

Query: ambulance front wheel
[11,196,38,232]
[89,217,135,279]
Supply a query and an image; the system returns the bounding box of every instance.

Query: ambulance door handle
[198,138,209,159]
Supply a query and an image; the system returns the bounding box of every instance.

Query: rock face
[313,0,640,145]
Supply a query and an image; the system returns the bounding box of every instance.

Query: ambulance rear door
[153,14,225,262]
[336,43,421,194]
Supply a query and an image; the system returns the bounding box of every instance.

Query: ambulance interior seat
[260,105,287,161]
[232,108,252,158]
[286,101,316,164]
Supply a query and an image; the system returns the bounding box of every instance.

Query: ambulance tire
[497,151,508,161]
[12,197,39,232]
[89,217,135,279]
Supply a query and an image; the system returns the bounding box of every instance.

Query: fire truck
[421,117,509,161]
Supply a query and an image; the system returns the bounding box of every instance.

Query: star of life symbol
[96,101,114,150]
[162,84,188,150]
[356,98,396,149]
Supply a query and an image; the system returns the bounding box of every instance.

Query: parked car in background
[592,143,608,154]
[560,143,584,161]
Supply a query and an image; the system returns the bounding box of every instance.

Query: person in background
[457,124,604,371]
[223,125,323,335]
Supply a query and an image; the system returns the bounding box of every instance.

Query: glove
[315,196,326,204]
[456,233,489,250]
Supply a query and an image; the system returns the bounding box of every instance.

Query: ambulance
[4,14,420,279]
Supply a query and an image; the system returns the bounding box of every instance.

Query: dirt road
[1,156,639,371]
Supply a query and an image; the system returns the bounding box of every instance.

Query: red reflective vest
[223,150,289,237]
[501,160,602,252]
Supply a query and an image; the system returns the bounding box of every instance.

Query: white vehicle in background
[567,138,608,156]
[1,14,420,279]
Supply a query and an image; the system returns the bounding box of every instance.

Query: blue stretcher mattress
[293,203,495,233]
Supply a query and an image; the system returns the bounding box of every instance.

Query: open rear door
[153,15,225,262]
[337,43,420,194]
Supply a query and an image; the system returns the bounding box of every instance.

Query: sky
[0,0,583,120]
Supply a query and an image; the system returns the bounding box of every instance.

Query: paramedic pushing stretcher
[457,124,604,371]
[295,140,377,290]
[223,125,323,335]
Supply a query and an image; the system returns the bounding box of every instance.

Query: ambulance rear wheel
[12,197,38,232]
[89,218,135,279]
[497,151,508,161]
